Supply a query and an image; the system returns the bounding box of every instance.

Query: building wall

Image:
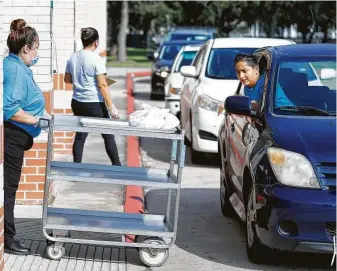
[0,0,107,205]
[2,0,52,204]
[0,0,5,268]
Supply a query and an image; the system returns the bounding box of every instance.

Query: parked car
[150,27,215,67]
[218,43,336,263]
[179,38,295,164]
[148,40,204,100]
[165,27,217,42]
[164,44,202,118]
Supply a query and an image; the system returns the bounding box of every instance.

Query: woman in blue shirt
[234,54,264,111]
[3,19,45,255]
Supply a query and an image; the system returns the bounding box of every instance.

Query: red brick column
[53,73,74,155]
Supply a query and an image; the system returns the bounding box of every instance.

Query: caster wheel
[46,231,70,247]
[46,244,65,261]
[139,238,169,267]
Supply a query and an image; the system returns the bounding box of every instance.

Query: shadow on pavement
[11,218,121,263]
[140,188,334,270]
[140,137,220,168]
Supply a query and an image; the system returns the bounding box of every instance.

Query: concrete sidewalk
[7,71,129,271]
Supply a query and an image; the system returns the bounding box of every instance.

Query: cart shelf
[53,114,184,140]
[45,207,174,238]
[48,161,179,188]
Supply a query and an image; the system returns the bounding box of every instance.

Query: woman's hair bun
[10,19,26,32]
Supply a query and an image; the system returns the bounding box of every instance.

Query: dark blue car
[149,40,204,100]
[218,43,336,263]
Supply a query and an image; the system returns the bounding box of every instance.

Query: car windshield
[174,51,198,72]
[205,48,256,79]
[167,33,210,41]
[159,45,183,60]
[273,58,336,116]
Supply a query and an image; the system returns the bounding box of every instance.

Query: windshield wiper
[274,105,335,116]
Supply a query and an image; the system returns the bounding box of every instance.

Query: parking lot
[124,78,335,271]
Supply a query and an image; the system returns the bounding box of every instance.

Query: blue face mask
[30,55,39,66]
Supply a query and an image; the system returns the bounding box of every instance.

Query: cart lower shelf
[44,207,174,238]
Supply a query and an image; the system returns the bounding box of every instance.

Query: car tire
[246,188,271,264]
[190,115,203,164]
[150,93,164,101]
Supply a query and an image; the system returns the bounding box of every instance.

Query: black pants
[4,122,33,242]
[71,99,121,165]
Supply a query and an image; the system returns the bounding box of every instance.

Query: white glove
[108,104,119,119]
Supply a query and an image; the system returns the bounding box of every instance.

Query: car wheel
[246,188,270,264]
[190,115,203,164]
[220,142,234,217]
[150,93,164,101]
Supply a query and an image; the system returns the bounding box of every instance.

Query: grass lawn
[107,47,153,68]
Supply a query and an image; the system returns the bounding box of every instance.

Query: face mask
[30,55,39,66]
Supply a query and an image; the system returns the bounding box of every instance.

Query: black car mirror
[147,52,155,61]
[225,96,252,116]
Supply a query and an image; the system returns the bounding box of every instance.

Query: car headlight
[169,87,181,95]
[160,71,168,78]
[267,147,320,189]
[198,94,221,112]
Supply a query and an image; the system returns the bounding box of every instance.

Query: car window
[273,59,336,115]
[174,51,198,72]
[279,61,318,81]
[205,48,256,79]
[159,45,183,60]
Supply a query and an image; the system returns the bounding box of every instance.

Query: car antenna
[310,7,318,43]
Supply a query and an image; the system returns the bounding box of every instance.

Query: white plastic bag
[129,103,180,130]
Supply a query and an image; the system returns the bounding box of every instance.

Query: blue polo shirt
[3,53,45,138]
[244,75,265,103]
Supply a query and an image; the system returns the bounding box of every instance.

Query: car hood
[269,116,336,163]
[156,59,174,69]
[200,78,240,102]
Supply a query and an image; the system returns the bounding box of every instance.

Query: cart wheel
[139,238,169,267]
[46,244,65,261]
[46,231,70,246]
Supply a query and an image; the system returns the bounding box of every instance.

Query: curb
[124,71,151,243]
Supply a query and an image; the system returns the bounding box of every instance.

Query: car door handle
[231,123,235,133]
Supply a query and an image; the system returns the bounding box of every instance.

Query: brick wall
[0,0,5,269]
[2,0,52,204]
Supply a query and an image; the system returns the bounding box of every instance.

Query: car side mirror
[320,68,336,80]
[225,96,252,116]
[147,52,155,61]
[180,66,197,78]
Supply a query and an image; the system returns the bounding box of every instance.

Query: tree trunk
[322,25,329,43]
[269,15,277,38]
[118,1,128,62]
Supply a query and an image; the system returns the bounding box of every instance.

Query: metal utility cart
[42,114,186,267]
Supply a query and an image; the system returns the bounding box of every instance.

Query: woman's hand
[251,100,259,111]
[108,104,119,119]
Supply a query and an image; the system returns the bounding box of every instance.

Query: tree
[107,1,121,56]
[118,1,128,61]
